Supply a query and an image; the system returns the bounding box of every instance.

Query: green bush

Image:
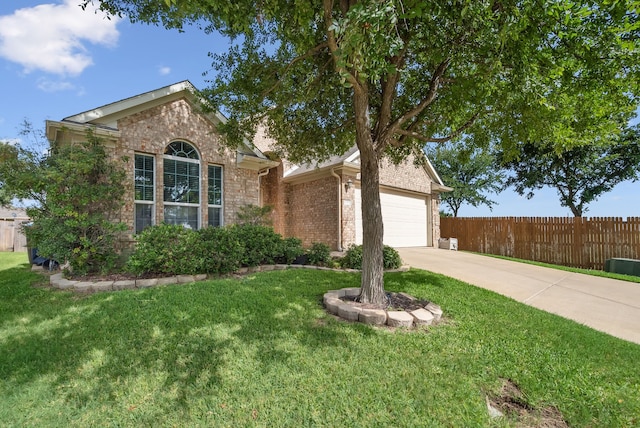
[307,242,332,266]
[228,224,285,267]
[382,245,402,269]
[278,237,305,264]
[21,130,128,276]
[126,223,312,275]
[198,226,243,274]
[126,224,205,275]
[340,244,363,269]
[340,244,402,270]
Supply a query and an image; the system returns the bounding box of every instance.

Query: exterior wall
[341,173,358,249]
[260,162,288,236]
[431,196,442,244]
[287,176,340,249]
[378,154,432,194]
[114,97,260,238]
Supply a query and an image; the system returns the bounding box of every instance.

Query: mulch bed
[341,292,430,311]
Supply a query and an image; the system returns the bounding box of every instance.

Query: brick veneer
[113,98,260,239]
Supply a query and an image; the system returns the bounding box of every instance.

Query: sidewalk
[397,247,640,345]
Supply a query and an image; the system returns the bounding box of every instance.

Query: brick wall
[287,176,339,249]
[260,162,288,235]
[114,97,260,237]
[378,154,431,193]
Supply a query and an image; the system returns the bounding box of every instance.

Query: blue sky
[1,0,638,218]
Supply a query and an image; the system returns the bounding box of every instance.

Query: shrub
[278,237,305,264]
[198,226,243,274]
[21,129,127,275]
[383,245,402,269]
[229,224,285,267]
[307,242,332,266]
[126,224,205,275]
[236,204,273,226]
[340,244,363,269]
[340,244,402,270]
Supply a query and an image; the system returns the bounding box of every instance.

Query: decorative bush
[382,245,403,269]
[236,204,273,226]
[229,224,286,267]
[198,226,244,274]
[22,130,127,275]
[126,224,205,275]
[340,244,363,269]
[278,237,305,264]
[340,244,402,270]
[307,242,332,266]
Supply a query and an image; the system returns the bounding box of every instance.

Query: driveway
[397,247,640,345]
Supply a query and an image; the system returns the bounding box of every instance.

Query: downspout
[330,168,343,251]
[257,168,271,206]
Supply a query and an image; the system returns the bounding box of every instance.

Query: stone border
[323,287,443,328]
[46,264,410,293]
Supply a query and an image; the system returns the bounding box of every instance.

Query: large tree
[85,0,639,304]
[498,125,640,217]
[425,142,504,217]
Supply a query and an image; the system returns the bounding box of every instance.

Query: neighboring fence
[440,217,640,270]
[0,217,29,252]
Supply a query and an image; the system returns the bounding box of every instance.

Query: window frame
[163,141,201,230]
[208,164,224,227]
[134,153,155,234]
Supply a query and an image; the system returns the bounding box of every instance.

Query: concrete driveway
[397,247,640,345]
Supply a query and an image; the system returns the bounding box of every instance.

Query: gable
[47,81,276,171]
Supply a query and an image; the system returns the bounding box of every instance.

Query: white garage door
[355,188,427,247]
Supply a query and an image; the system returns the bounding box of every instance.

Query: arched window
[163,141,200,229]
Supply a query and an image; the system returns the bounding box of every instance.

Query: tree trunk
[353,90,385,305]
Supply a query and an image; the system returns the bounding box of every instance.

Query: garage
[354,187,428,247]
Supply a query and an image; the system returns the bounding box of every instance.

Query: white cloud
[36,77,75,92]
[0,0,120,76]
[159,66,171,76]
[0,138,21,146]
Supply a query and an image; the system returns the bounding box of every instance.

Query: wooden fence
[0,218,29,252]
[440,217,640,270]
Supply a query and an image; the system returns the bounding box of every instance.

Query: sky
[1,0,638,218]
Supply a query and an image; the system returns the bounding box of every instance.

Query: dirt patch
[340,292,430,311]
[488,379,568,427]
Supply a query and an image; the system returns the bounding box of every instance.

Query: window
[163,141,200,229]
[208,165,223,227]
[134,154,154,233]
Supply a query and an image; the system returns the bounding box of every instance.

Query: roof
[284,145,448,189]
[48,81,276,168]
[0,206,29,220]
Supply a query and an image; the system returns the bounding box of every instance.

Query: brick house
[45,81,450,250]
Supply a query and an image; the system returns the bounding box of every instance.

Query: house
[45,81,450,250]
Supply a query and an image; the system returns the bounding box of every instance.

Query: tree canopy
[498,125,640,217]
[425,142,504,217]
[85,0,639,304]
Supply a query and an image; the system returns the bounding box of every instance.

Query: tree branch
[323,0,362,94]
[261,42,329,97]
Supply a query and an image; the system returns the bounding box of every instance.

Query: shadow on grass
[0,267,370,415]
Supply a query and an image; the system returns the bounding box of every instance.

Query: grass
[1,252,640,427]
[479,253,640,283]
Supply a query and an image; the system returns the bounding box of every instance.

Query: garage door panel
[355,188,427,247]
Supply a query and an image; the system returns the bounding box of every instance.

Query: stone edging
[323,287,443,328]
[47,264,411,293]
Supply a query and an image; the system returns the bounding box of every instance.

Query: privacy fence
[440,216,640,270]
[0,217,29,252]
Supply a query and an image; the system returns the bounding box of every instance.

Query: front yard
[1,252,639,426]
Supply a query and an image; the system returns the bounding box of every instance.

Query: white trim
[207,164,224,227]
[134,153,156,233]
[163,141,202,229]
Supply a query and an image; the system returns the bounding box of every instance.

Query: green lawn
[1,252,639,427]
[479,253,640,283]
